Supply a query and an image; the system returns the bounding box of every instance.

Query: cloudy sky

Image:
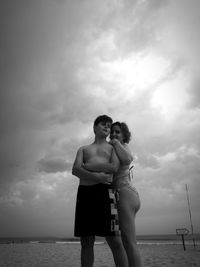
[1,0,200,238]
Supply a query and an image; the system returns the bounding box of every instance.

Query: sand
[0,243,200,267]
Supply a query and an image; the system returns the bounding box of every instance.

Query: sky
[0,0,200,238]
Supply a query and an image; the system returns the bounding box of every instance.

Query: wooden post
[181,234,186,251]
[185,184,196,248]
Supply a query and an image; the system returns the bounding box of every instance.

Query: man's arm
[72,147,112,183]
[83,147,120,173]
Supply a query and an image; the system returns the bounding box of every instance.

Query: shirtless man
[72,115,128,267]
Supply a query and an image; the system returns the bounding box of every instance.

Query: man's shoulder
[104,141,113,148]
[78,143,93,151]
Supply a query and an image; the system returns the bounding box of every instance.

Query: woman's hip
[118,184,140,210]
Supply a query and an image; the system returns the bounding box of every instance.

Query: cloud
[111,0,170,54]
[186,76,200,109]
[37,158,71,173]
[0,0,200,237]
[0,171,77,237]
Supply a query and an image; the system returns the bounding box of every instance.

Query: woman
[110,122,141,267]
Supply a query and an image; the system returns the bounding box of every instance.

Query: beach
[0,242,200,267]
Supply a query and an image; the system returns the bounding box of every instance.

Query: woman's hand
[109,138,120,146]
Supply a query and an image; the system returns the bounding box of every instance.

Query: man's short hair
[94,115,113,126]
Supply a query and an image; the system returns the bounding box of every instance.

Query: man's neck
[94,136,107,144]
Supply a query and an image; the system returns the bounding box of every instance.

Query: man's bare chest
[83,145,112,162]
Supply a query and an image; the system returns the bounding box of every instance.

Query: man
[72,115,128,267]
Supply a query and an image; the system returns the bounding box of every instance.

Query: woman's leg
[118,187,141,267]
[106,235,128,267]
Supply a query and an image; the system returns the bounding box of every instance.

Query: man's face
[94,121,112,137]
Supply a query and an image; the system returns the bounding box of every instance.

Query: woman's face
[110,125,124,143]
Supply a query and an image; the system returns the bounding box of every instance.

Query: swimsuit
[113,169,140,210]
[114,175,139,195]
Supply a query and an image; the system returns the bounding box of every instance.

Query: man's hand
[96,173,113,184]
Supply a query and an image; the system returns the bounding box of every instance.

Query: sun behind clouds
[94,51,170,103]
[151,70,189,120]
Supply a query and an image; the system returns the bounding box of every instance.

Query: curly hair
[111,121,131,143]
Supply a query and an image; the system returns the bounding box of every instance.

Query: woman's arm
[110,139,133,165]
[83,148,120,173]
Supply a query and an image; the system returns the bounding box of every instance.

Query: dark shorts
[74,184,119,237]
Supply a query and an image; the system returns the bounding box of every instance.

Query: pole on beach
[181,234,186,251]
[185,184,196,248]
[176,228,189,251]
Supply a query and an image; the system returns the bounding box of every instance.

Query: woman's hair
[111,121,131,143]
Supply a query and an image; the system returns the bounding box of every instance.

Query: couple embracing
[72,115,141,267]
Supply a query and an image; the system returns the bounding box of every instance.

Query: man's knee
[81,236,95,248]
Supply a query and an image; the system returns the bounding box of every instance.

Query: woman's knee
[121,227,137,245]
[106,236,123,250]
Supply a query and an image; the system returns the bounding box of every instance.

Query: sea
[0,234,199,245]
